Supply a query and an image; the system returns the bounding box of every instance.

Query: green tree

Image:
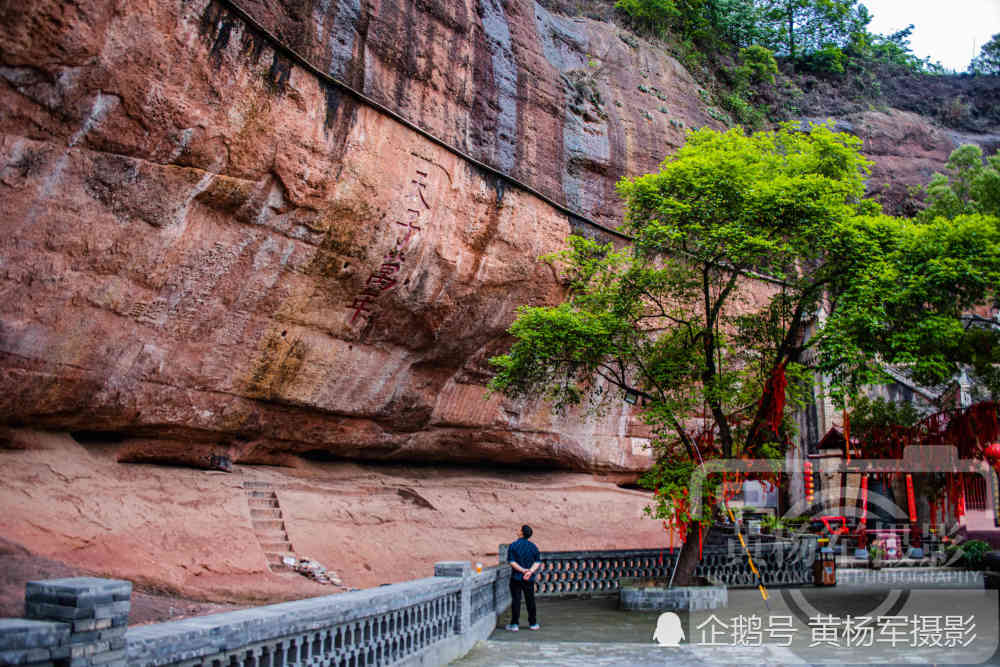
[830,147,1000,400]
[490,123,888,581]
[614,0,713,41]
[817,212,1000,399]
[921,144,1000,220]
[970,33,1000,74]
[489,124,1000,583]
[757,0,869,63]
[733,45,780,86]
[614,0,682,38]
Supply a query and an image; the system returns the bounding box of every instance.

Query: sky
[860,0,1000,72]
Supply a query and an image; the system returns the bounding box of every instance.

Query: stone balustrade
[502,537,817,595]
[1,537,819,667]
[1,564,511,667]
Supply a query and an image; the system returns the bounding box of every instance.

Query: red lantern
[860,476,869,527]
[804,460,815,504]
[985,442,1000,465]
[906,474,917,523]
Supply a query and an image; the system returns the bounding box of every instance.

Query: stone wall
[1,539,822,666]
[618,580,727,611]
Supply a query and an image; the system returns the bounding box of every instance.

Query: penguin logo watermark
[653,611,685,646]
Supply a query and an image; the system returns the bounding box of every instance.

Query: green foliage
[613,0,937,85]
[901,150,1000,395]
[847,396,921,450]
[803,45,846,73]
[491,124,1000,533]
[733,45,780,86]
[759,513,785,533]
[946,539,991,569]
[969,33,1000,75]
[614,0,682,38]
[755,0,870,62]
[921,145,1000,221]
[723,47,777,129]
[817,211,1000,399]
[845,24,930,73]
[721,93,766,129]
[492,124,882,501]
[848,395,920,432]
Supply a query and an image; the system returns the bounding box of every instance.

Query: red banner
[906,474,917,523]
[860,476,868,527]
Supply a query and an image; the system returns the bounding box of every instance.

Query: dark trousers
[509,578,536,626]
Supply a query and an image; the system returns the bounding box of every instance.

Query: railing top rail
[536,542,802,560]
[469,566,507,588]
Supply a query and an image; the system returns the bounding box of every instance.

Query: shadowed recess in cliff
[69,430,127,444]
[297,449,572,472]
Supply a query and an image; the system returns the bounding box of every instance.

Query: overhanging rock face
[1,1,994,471]
[0,0,676,471]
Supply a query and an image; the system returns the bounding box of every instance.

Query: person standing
[506,524,541,631]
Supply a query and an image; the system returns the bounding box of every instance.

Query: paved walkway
[455,641,803,666]
[452,584,1000,665]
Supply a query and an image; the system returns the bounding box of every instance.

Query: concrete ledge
[618,579,727,612]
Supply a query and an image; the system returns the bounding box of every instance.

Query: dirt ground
[0,536,247,624]
[0,431,666,626]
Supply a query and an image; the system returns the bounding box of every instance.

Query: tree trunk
[671,522,709,586]
[787,3,796,61]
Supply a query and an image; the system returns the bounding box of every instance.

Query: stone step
[243,481,274,489]
[250,508,282,519]
[265,552,296,564]
[248,498,279,508]
[256,531,291,543]
[247,490,278,499]
[253,519,286,531]
[268,564,292,573]
[260,541,294,552]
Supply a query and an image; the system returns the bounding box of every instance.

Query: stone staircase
[244,481,295,573]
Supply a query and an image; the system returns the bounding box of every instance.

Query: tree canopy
[822,143,1000,401]
[614,0,936,73]
[969,33,1000,75]
[492,124,881,459]
[921,144,1000,221]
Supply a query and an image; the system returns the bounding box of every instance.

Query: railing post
[23,576,131,666]
[433,561,471,635]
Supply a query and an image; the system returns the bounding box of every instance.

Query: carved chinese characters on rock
[349,159,433,325]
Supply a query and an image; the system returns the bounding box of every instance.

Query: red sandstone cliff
[1,0,998,472]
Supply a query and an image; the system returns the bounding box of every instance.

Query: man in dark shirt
[506,524,541,631]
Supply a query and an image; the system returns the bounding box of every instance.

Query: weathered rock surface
[0,432,665,604]
[1,0,689,472]
[0,0,998,476]
[798,109,1000,216]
